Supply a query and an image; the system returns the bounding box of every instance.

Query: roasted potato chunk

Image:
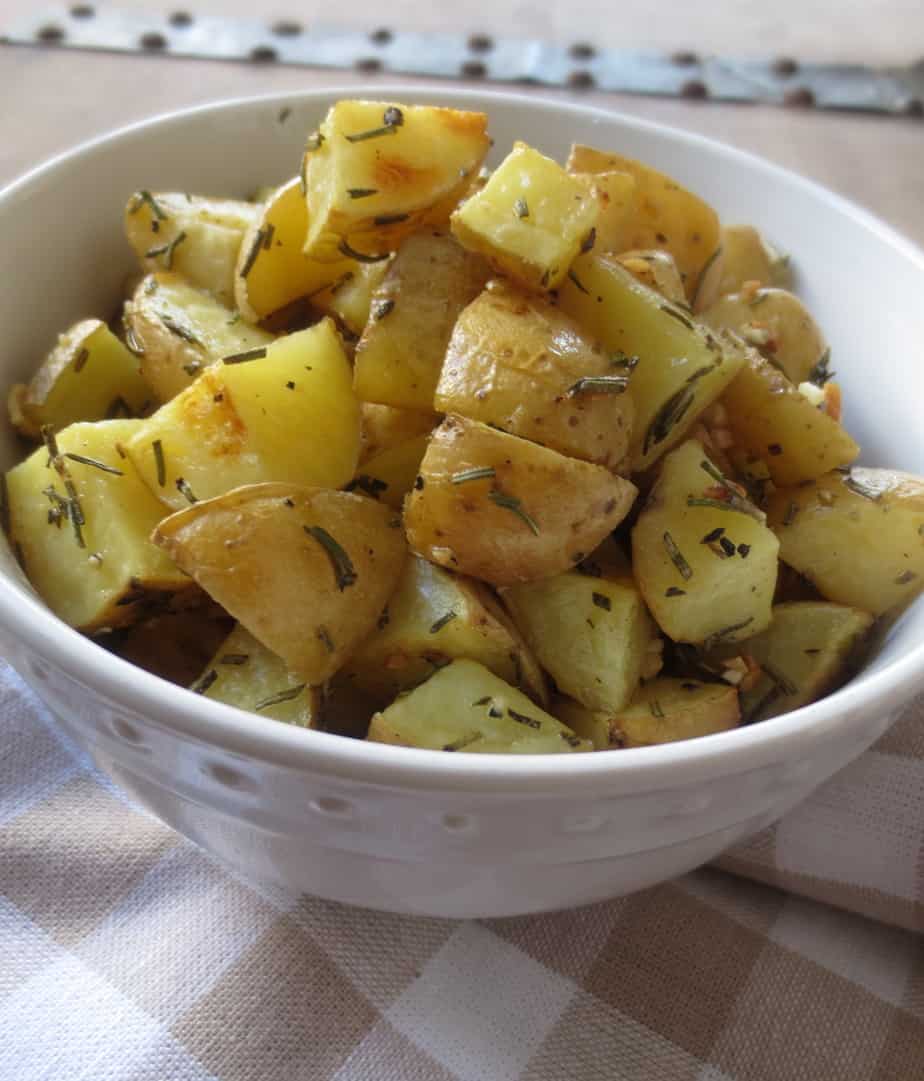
[125,273,273,401]
[367,659,589,753]
[504,566,658,712]
[716,224,791,297]
[767,468,924,615]
[350,434,429,510]
[124,191,258,305]
[613,678,740,746]
[343,555,546,704]
[706,602,874,722]
[124,320,360,511]
[405,415,637,586]
[315,259,393,336]
[302,100,490,261]
[703,287,827,386]
[721,350,858,486]
[570,169,637,254]
[632,440,779,645]
[353,233,490,411]
[8,319,152,438]
[451,142,598,291]
[567,144,721,305]
[359,403,438,462]
[435,281,633,469]
[558,254,744,470]
[152,482,407,684]
[234,177,356,324]
[616,250,687,305]
[5,420,196,631]
[195,624,321,727]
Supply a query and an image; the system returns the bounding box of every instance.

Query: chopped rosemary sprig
[697,459,766,522]
[377,607,390,630]
[514,197,529,219]
[568,374,630,397]
[255,684,306,710]
[129,190,166,219]
[451,466,496,485]
[659,303,695,330]
[703,617,755,651]
[508,708,541,729]
[581,226,596,253]
[306,271,354,300]
[346,474,389,499]
[783,500,799,525]
[159,314,202,347]
[430,610,458,634]
[663,531,692,580]
[373,212,410,226]
[701,526,724,544]
[316,625,335,653]
[347,187,379,199]
[337,239,390,264]
[489,489,540,535]
[592,592,611,611]
[191,669,218,695]
[665,586,685,597]
[73,347,90,373]
[344,106,404,142]
[611,352,640,371]
[649,700,665,719]
[643,385,695,455]
[152,440,166,487]
[261,224,275,250]
[175,477,197,503]
[41,426,85,548]
[719,536,737,557]
[63,453,124,477]
[239,228,266,278]
[567,269,589,294]
[443,731,483,752]
[690,246,722,310]
[220,654,249,665]
[145,230,187,269]
[808,348,834,387]
[687,497,761,520]
[304,525,357,590]
[761,661,798,697]
[123,319,145,357]
[223,346,267,365]
[371,298,395,321]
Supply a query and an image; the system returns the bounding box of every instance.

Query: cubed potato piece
[367,659,590,753]
[566,144,721,304]
[359,402,438,462]
[353,233,490,411]
[315,259,392,336]
[152,482,407,684]
[717,224,791,297]
[616,250,687,305]
[570,169,637,253]
[349,434,429,510]
[5,420,196,631]
[404,415,637,587]
[125,273,274,401]
[112,609,234,686]
[721,350,858,486]
[504,567,658,712]
[766,468,924,615]
[552,696,614,750]
[234,177,357,323]
[342,555,547,704]
[124,321,360,511]
[608,678,740,746]
[631,440,779,645]
[123,191,259,305]
[558,254,744,470]
[195,624,321,727]
[451,142,598,291]
[8,319,153,438]
[706,602,874,722]
[703,287,826,386]
[435,281,633,469]
[303,100,490,261]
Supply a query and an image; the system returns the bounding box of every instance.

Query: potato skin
[404,415,637,587]
[435,281,633,469]
[152,482,407,684]
[766,468,924,616]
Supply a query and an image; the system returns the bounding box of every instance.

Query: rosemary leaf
[191,669,218,694]
[702,617,755,651]
[73,348,90,374]
[567,269,589,294]
[239,229,266,278]
[568,374,630,397]
[429,610,458,634]
[152,440,166,487]
[63,453,124,477]
[337,239,390,264]
[690,245,722,310]
[663,531,692,580]
[507,708,541,729]
[223,346,267,365]
[175,477,197,503]
[450,466,496,485]
[129,190,167,219]
[489,489,540,535]
[592,592,611,611]
[304,525,357,590]
[347,187,379,199]
[807,347,835,387]
[255,684,306,710]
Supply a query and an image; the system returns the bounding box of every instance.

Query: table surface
[1,0,922,246]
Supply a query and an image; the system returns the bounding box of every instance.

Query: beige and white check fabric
[2,658,922,1080]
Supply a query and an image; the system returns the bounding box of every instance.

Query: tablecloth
[3,660,923,1080]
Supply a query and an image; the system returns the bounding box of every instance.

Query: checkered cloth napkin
[2,659,922,1080]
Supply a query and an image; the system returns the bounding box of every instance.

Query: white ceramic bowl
[2,88,923,918]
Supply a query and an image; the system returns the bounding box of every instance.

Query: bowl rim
[3,84,924,794]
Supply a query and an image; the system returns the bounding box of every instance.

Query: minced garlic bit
[822,381,842,422]
[797,381,825,408]
[740,322,773,348]
[720,654,763,693]
[740,279,763,304]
